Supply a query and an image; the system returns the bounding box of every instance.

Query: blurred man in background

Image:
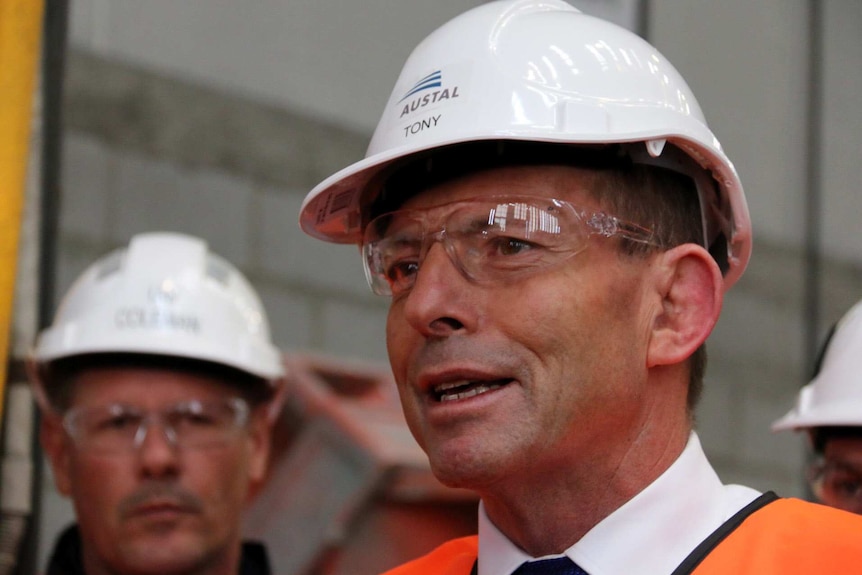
[773,298,862,515]
[29,232,283,575]
[300,1,862,573]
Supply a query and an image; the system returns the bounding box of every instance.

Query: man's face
[384,165,663,490]
[42,365,270,574]
[812,436,862,514]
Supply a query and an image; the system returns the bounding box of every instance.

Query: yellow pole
[0,0,45,423]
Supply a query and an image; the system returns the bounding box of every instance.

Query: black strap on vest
[468,491,779,575]
[669,491,779,575]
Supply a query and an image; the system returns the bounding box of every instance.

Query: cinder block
[255,283,316,351]
[740,387,806,472]
[255,189,369,295]
[711,290,805,381]
[321,298,388,362]
[698,359,808,498]
[695,374,737,461]
[60,133,111,241]
[110,152,252,266]
[305,128,366,186]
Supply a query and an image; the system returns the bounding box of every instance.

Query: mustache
[407,338,523,381]
[118,482,204,518]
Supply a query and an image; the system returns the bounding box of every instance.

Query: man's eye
[176,412,217,427]
[385,260,419,283]
[475,229,542,258]
[832,477,862,497]
[171,404,223,428]
[491,237,534,256]
[97,414,140,431]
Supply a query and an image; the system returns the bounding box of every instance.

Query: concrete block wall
[58,50,389,364]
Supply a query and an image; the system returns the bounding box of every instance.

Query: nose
[401,241,476,337]
[135,419,180,477]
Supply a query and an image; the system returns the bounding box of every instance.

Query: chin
[428,448,503,491]
[116,536,211,575]
[119,552,206,575]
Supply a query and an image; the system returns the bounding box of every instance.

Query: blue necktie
[512,557,588,575]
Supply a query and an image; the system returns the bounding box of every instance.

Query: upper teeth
[435,381,469,392]
[434,381,502,402]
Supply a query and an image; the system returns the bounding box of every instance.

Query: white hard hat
[299,0,751,288]
[772,299,862,431]
[34,232,284,382]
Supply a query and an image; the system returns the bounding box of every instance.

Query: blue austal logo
[399,71,443,102]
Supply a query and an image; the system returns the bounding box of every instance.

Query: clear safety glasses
[62,397,250,454]
[808,457,862,513]
[362,195,658,297]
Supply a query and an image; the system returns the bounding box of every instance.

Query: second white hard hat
[299,0,751,288]
[34,232,284,382]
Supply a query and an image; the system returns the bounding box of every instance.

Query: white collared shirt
[477,433,761,575]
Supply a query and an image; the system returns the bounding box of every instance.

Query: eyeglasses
[62,398,250,454]
[808,457,862,512]
[362,195,659,297]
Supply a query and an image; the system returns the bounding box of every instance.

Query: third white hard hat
[772,299,862,431]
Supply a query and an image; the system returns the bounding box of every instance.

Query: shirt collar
[477,432,760,575]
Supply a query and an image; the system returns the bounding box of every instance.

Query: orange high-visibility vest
[381,495,862,575]
[686,497,862,574]
[380,536,478,575]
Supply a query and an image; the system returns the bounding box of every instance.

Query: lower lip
[133,506,189,521]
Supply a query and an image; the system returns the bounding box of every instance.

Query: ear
[245,406,273,500]
[647,244,723,368]
[40,415,73,497]
[264,377,289,426]
[26,357,55,414]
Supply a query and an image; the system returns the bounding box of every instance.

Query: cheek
[516,266,649,386]
[496,278,591,359]
[67,455,128,524]
[190,447,255,507]
[384,308,428,447]
[385,305,412,375]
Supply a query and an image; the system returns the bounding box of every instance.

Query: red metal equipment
[244,353,478,575]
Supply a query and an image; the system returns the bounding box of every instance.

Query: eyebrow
[825,459,862,474]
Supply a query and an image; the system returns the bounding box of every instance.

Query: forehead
[68,366,234,408]
[399,164,601,211]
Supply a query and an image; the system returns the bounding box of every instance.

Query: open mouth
[432,379,512,402]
